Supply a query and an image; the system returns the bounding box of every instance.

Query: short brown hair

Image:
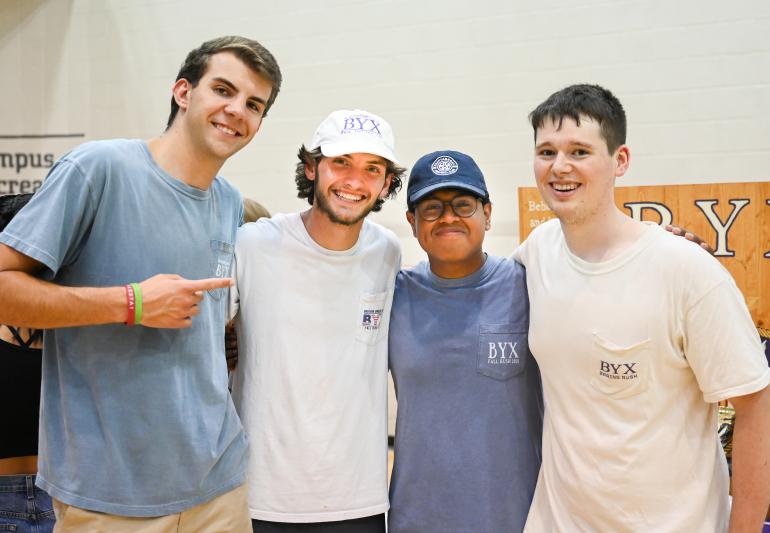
[529,84,626,153]
[166,35,282,128]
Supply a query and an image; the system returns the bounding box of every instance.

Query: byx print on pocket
[477,323,528,380]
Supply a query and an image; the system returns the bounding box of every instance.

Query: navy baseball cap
[406,150,489,208]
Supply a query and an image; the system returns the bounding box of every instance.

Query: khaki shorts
[52,482,250,533]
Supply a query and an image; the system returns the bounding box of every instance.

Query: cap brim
[319,141,399,165]
[408,181,488,205]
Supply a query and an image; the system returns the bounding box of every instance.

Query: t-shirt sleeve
[0,157,100,278]
[511,242,525,264]
[511,219,555,267]
[394,236,403,273]
[237,199,245,227]
[685,278,770,403]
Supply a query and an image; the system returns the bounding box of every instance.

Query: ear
[378,174,393,199]
[304,160,317,182]
[172,78,193,114]
[406,210,417,237]
[614,145,630,178]
[483,201,492,231]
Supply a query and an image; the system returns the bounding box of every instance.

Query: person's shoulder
[238,213,286,238]
[234,217,280,258]
[397,260,429,278]
[515,218,561,264]
[648,223,721,266]
[527,218,561,242]
[64,138,142,163]
[395,261,430,290]
[362,219,400,251]
[644,223,733,288]
[52,139,141,174]
[492,255,526,276]
[363,219,397,240]
[211,174,239,193]
[210,175,242,206]
[42,139,145,192]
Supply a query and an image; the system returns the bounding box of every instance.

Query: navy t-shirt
[388,255,543,533]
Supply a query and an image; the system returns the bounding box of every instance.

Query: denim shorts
[0,474,54,533]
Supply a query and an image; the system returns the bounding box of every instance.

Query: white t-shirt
[229,213,400,523]
[514,219,770,532]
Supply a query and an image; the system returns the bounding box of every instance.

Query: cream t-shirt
[515,219,769,532]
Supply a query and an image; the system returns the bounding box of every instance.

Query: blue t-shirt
[0,139,247,516]
[388,256,543,533]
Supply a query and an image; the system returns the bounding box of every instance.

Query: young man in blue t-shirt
[388,150,543,533]
[0,36,281,531]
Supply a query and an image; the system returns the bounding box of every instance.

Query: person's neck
[301,208,364,251]
[146,128,223,190]
[560,208,646,263]
[429,251,487,279]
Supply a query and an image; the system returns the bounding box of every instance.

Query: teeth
[552,182,578,192]
[214,123,237,136]
[335,191,363,201]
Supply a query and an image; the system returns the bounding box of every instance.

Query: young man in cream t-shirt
[515,84,770,532]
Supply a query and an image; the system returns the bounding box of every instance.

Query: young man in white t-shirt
[229,110,406,533]
[515,84,770,532]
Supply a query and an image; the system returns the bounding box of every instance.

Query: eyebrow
[535,140,594,150]
[211,77,267,106]
[339,154,388,166]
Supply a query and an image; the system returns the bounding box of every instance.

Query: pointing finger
[187,277,234,292]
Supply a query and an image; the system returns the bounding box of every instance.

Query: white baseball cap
[309,109,399,165]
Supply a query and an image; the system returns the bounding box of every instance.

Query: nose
[340,166,367,189]
[224,96,247,119]
[552,152,571,176]
[436,202,461,222]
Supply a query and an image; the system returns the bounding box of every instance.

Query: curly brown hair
[294,146,405,212]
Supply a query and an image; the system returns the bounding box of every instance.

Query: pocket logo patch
[487,341,520,365]
[361,307,383,331]
[598,360,639,380]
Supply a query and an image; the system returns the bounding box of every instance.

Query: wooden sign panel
[518,183,770,345]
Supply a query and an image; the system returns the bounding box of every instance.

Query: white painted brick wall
[2,0,769,433]
[2,0,768,252]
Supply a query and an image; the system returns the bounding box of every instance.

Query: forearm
[0,270,125,328]
[728,385,770,532]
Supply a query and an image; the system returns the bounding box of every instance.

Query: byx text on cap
[309,109,399,165]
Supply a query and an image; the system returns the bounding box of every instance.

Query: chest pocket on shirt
[356,291,388,345]
[589,332,650,399]
[208,239,234,301]
[477,324,528,380]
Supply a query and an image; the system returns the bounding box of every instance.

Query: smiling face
[173,51,273,164]
[407,188,491,279]
[306,153,392,227]
[533,115,629,227]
